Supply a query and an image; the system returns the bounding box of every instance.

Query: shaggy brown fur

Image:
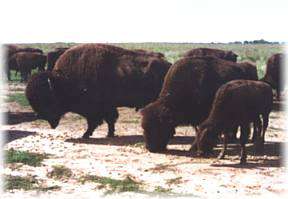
[26,44,171,138]
[133,49,165,59]
[197,80,273,164]
[183,48,238,62]
[141,56,258,152]
[261,53,284,100]
[18,47,43,54]
[9,52,46,81]
[47,48,69,71]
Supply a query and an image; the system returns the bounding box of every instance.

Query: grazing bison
[47,47,69,71]
[133,49,165,59]
[26,44,171,138]
[18,47,43,54]
[261,53,284,100]
[196,80,273,164]
[183,48,238,62]
[9,52,46,81]
[141,56,258,153]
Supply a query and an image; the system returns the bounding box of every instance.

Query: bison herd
[5,44,285,164]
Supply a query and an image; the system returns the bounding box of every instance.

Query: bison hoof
[82,134,90,139]
[106,134,115,138]
[217,153,225,159]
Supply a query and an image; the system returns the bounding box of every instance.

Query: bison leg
[253,116,263,154]
[82,118,103,139]
[104,108,119,138]
[239,124,249,164]
[218,133,228,159]
[189,126,199,152]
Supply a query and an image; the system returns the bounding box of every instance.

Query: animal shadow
[2,129,36,144]
[3,112,37,125]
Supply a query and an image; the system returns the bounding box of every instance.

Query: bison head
[196,123,218,155]
[25,71,64,129]
[225,51,238,62]
[141,101,175,152]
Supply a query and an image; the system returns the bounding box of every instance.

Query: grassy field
[12,43,284,79]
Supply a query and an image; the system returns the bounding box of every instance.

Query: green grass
[4,175,61,191]
[47,165,73,180]
[4,175,38,191]
[6,93,29,107]
[5,149,48,167]
[153,186,172,193]
[79,175,142,194]
[7,43,283,82]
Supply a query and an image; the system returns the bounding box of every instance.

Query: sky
[0,0,287,43]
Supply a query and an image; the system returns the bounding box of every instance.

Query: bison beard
[25,44,171,139]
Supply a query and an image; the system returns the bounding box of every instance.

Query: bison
[133,49,165,59]
[26,44,171,138]
[196,80,273,164]
[47,47,70,71]
[183,48,238,62]
[9,52,46,81]
[261,53,285,100]
[141,56,258,153]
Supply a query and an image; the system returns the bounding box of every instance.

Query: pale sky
[0,0,287,43]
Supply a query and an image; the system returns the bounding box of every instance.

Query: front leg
[104,108,119,138]
[218,133,228,159]
[82,118,103,139]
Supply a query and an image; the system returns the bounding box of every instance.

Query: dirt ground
[1,83,287,198]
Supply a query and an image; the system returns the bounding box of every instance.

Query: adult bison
[47,47,69,71]
[183,48,238,62]
[9,52,46,81]
[141,56,257,152]
[26,44,171,138]
[261,53,285,100]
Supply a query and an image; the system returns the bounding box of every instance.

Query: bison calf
[197,80,273,164]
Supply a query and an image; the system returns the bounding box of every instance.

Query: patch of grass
[4,175,61,192]
[47,165,73,180]
[166,177,182,185]
[154,186,172,193]
[79,175,141,194]
[4,175,38,191]
[5,149,48,167]
[6,92,29,107]
[121,118,140,124]
[38,185,61,192]
[133,142,145,148]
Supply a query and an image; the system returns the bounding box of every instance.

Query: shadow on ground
[66,135,283,167]
[66,135,193,146]
[3,130,36,144]
[3,112,37,125]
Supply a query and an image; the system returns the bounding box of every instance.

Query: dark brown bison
[9,52,46,81]
[47,47,69,71]
[261,53,284,100]
[18,47,43,54]
[25,44,171,138]
[133,49,165,59]
[141,56,258,153]
[183,48,238,62]
[196,80,273,164]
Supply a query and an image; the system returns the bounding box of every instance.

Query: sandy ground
[1,83,287,199]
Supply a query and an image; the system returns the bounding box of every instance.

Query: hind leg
[190,126,199,152]
[239,123,249,164]
[104,108,119,138]
[82,117,103,139]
